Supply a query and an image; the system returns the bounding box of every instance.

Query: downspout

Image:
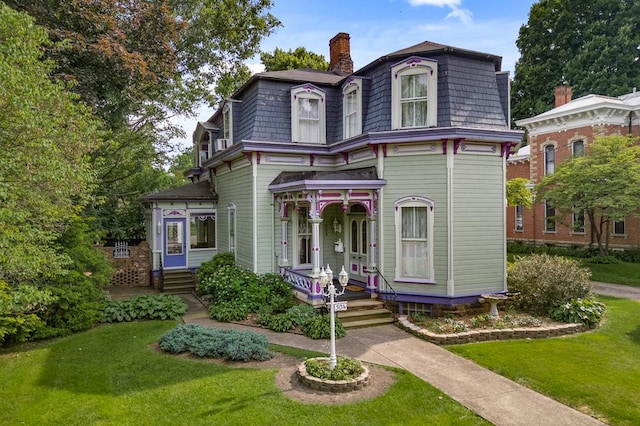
[377,144,385,277]
[502,153,508,292]
[253,152,258,272]
[446,140,455,296]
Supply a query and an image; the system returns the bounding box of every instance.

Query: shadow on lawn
[35,322,235,396]
[627,325,640,344]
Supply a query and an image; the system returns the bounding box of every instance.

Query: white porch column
[279,217,290,267]
[367,215,378,292]
[310,218,323,276]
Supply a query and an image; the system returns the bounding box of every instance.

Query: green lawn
[449,297,640,425]
[584,261,640,287]
[0,321,488,426]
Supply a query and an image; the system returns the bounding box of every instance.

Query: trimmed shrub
[262,312,297,332]
[159,324,273,361]
[507,254,592,315]
[549,298,606,328]
[102,295,187,323]
[304,357,364,381]
[301,314,346,340]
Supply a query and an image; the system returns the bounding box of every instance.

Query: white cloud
[407,0,472,24]
[408,0,461,6]
[446,8,473,24]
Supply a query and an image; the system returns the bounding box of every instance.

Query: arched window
[391,57,438,129]
[544,144,555,175]
[342,78,362,139]
[291,84,326,143]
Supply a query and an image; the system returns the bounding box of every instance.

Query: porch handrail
[372,266,398,323]
[281,268,313,294]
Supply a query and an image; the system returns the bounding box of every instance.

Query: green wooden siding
[381,155,448,296]
[188,249,217,269]
[451,155,505,294]
[216,165,254,270]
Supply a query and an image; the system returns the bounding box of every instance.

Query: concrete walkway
[179,293,604,426]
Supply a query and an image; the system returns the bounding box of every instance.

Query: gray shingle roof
[256,68,346,85]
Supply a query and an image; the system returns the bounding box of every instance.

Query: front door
[348,215,368,282]
[164,218,187,268]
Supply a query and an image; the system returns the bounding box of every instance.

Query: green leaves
[512,0,640,122]
[261,47,329,72]
[536,135,640,255]
[102,295,187,323]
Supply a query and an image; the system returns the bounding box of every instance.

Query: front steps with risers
[337,297,395,329]
[161,269,195,294]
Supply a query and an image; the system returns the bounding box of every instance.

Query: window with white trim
[342,78,362,139]
[395,196,434,281]
[515,205,524,231]
[545,200,556,232]
[228,202,236,256]
[291,85,326,143]
[391,57,438,129]
[222,102,233,142]
[613,219,625,235]
[296,206,312,266]
[572,139,584,157]
[190,212,216,249]
[572,208,585,233]
[544,144,555,175]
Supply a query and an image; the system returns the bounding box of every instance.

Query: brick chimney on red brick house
[329,32,353,74]
[554,85,573,107]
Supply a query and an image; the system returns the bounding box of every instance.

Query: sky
[170,0,538,151]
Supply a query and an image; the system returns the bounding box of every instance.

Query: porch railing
[281,268,314,295]
[373,267,398,323]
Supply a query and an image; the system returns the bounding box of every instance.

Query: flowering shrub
[507,254,592,315]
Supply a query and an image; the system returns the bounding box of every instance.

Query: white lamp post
[320,264,349,370]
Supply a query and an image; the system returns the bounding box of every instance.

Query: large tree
[7,0,281,240]
[512,0,640,123]
[535,135,640,256]
[260,47,329,72]
[0,4,100,283]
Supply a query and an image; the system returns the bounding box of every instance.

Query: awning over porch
[140,181,217,203]
[268,166,385,193]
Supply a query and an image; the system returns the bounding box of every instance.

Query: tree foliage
[512,0,640,122]
[0,4,99,283]
[506,177,533,208]
[535,136,640,256]
[8,0,281,240]
[261,47,329,72]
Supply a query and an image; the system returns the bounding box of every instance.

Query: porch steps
[162,270,195,294]
[337,298,395,329]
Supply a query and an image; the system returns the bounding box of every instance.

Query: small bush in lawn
[507,254,592,316]
[102,295,186,323]
[159,324,273,361]
[301,314,345,339]
[304,357,364,381]
[549,298,606,328]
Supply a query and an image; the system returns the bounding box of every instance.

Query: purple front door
[164,218,186,268]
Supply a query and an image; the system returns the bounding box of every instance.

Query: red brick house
[507,86,640,249]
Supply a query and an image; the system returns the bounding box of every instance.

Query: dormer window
[391,57,438,129]
[291,84,326,144]
[343,77,362,139]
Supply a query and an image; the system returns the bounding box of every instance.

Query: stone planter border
[297,357,370,392]
[397,316,588,345]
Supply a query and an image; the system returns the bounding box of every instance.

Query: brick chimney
[329,32,353,74]
[554,85,573,107]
